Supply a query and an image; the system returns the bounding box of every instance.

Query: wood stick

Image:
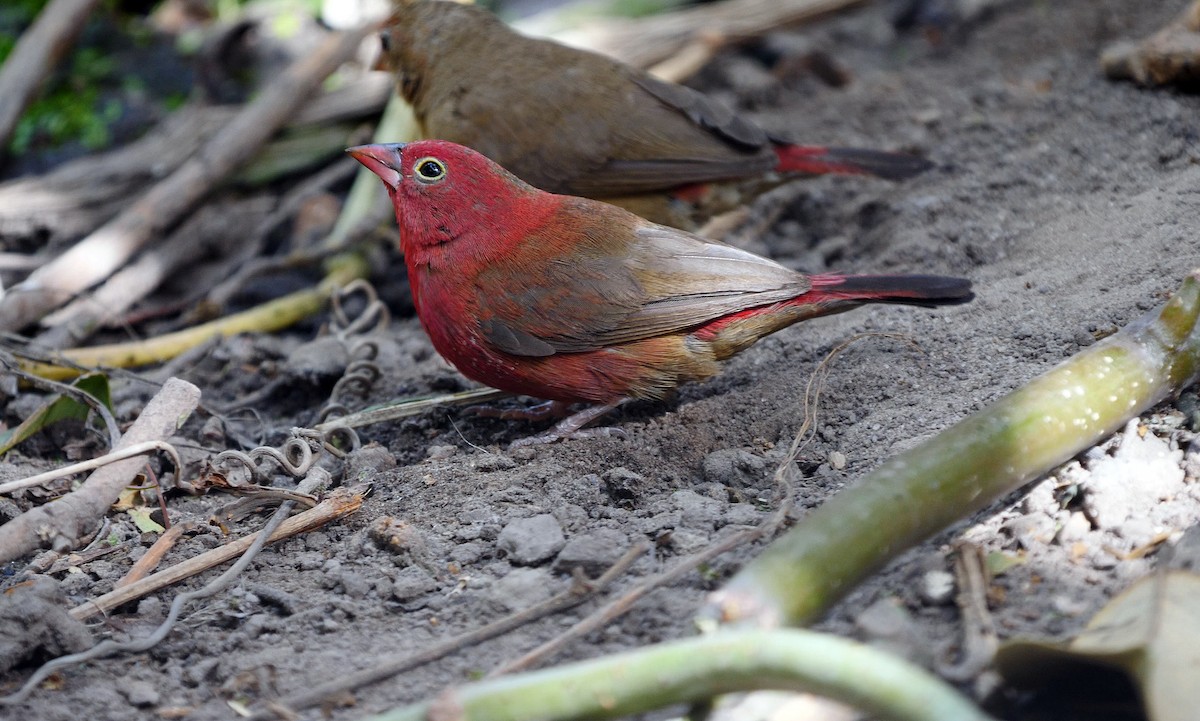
[531,0,867,70]
[69,486,365,621]
[36,197,273,349]
[0,378,201,564]
[0,23,375,333]
[112,521,195,590]
[0,73,389,248]
[0,0,102,153]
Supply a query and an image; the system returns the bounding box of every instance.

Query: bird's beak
[346,143,406,190]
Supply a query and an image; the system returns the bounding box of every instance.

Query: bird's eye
[379,30,391,53]
[414,157,446,184]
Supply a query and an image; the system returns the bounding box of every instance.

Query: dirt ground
[2,0,1199,719]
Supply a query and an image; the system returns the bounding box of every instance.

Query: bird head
[347,139,547,258]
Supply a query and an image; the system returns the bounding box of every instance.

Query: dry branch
[0,0,102,153]
[0,377,200,564]
[531,0,867,69]
[112,520,195,589]
[15,251,369,381]
[0,73,389,249]
[0,23,375,334]
[35,197,273,349]
[69,485,365,621]
[0,105,237,245]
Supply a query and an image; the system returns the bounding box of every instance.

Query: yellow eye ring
[413,157,447,184]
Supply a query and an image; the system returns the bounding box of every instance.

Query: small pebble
[120,680,161,708]
[392,566,437,601]
[489,568,556,612]
[346,443,397,482]
[497,514,566,565]
[667,528,710,555]
[553,528,628,575]
[829,450,847,470]
[603,467,644,505]
[426,444,457,460]
[701,448,768,487]
[672,490,725,530]
[918,570,956,605]
[450,541,486,565]
[1056,512,1091,543]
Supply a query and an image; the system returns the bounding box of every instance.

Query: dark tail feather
[808,273,974,308]
[773,144,933,180]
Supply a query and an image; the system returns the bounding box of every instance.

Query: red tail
[807,273,973,307]
[773,145,933,180]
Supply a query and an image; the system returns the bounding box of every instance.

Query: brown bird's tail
[807,273,974,308]
[773,145,933,180]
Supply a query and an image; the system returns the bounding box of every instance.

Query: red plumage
[349,140,972,442]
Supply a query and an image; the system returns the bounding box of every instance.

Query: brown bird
[380,0,932,229]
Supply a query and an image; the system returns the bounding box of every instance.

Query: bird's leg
[467,399,571,421]
[510,399,629,447]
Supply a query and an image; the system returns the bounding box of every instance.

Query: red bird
[348,140,973,444]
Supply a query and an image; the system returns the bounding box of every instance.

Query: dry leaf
[995,570,1200,721]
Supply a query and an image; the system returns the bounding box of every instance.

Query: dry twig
[70,483,364,621]
[0,471,340,707]
[534,0,867,70]
[0,73,388,249]
[248,541,649,720]
[14,251,369,381]
[1102,0,1200,87]
[937,542,999,682]
[0,440,182,496]
[0,377,200,564]
[0,23,375,333]
[36,197,274,349]
[112,520,196,589]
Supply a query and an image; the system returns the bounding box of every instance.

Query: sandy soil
[2,0,1198,719]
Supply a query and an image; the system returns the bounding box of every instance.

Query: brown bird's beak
[346,143,406,190]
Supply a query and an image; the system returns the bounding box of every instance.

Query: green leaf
[127,507,165,534]
[0,374,112,455]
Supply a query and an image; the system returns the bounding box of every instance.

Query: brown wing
[395,2,777,196]
[474,206,810,356]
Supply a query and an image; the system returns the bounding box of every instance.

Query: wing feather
[474,210,809,356]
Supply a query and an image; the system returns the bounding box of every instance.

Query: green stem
[365,629,993,721]
[711,271,1200,627]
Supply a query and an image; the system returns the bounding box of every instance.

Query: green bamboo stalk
[365,629,993,721]
[710,270,1200,627]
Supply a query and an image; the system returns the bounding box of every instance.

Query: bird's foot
[466,400,570,421]
[509,400,628,447]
